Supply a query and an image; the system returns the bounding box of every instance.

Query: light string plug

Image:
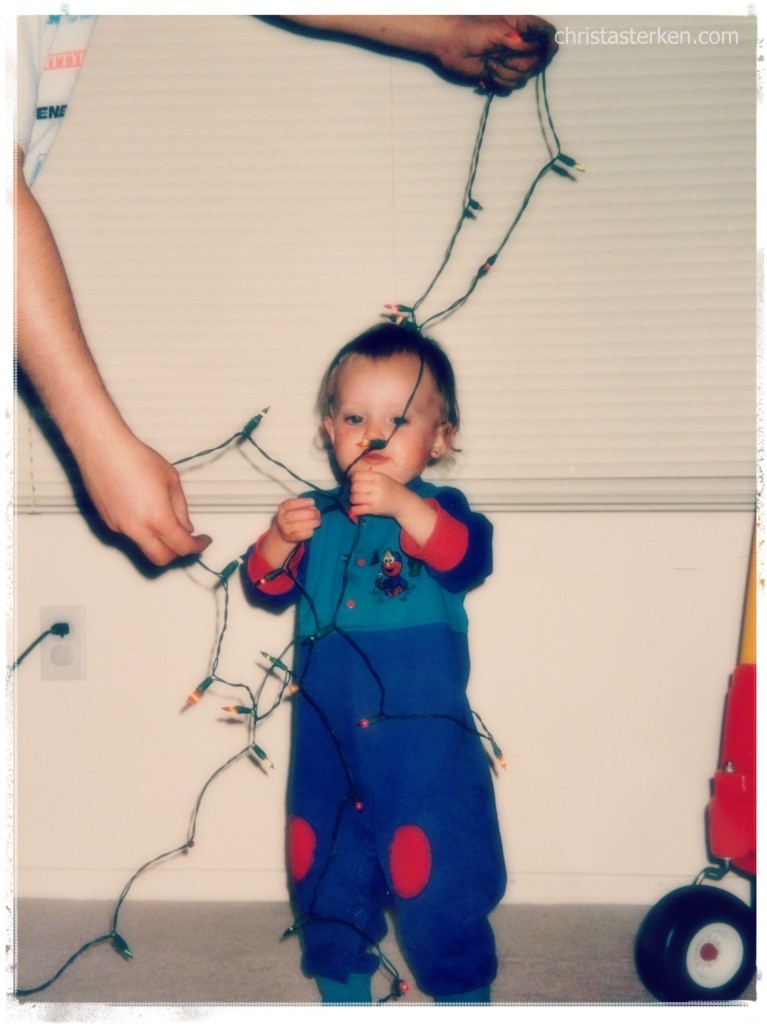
[7,622,70,680]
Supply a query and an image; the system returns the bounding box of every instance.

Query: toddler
[244,322,505,1003]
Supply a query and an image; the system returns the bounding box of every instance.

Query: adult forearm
[15,146,211,565]
[282,14,454,58]
[15,148,127,454]
[279,14,557,89]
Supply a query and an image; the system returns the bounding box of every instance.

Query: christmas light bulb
[261,651,290,673]
[219,559,241,583]
[478,254,497,277]
[112,933,133,960]
[241,407,270,438]
[557,153,585,171]
[187,677,214,705]
[282,915,308,938]
[258,568,284,586]
[551,164,575,180]
[490,739,508,771]
[251,744,274,768]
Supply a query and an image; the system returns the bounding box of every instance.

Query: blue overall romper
[245,478,506,997]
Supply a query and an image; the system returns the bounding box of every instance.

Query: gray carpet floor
[11,900,758,1009]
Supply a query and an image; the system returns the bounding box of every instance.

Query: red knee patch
[288,815,316,882]
[389,825,432,898]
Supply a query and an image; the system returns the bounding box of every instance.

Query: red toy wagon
[634,532,757,1001]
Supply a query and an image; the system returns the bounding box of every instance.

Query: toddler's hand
[349,466,408,519]
[275,497,321,544]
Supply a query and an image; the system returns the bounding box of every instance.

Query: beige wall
[11,13,757,908]
[14,508,753,904]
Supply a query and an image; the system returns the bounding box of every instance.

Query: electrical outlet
[40,606,85,681]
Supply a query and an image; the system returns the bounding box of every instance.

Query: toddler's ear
[319,416,335,449]
[431,424,455,460]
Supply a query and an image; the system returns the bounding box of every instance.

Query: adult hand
[432,15,558,92]
[75,430,211,566]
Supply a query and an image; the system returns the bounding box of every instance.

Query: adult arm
[279,15,558,91]
[15,144,211,566]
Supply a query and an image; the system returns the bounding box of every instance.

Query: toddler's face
[323,353,451,485]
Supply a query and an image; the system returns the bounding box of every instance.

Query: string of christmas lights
[384,69,582,331]
[15,72,579,1001]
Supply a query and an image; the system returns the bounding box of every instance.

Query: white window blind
[15,14,756,513]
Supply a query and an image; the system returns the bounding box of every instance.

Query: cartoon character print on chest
[369,548,423,602]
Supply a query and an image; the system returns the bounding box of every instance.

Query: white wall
[14,508,753,905]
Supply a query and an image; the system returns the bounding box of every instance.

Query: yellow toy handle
[738,526,756,666]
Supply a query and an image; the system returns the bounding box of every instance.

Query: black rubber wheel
[635,885,755,1001]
